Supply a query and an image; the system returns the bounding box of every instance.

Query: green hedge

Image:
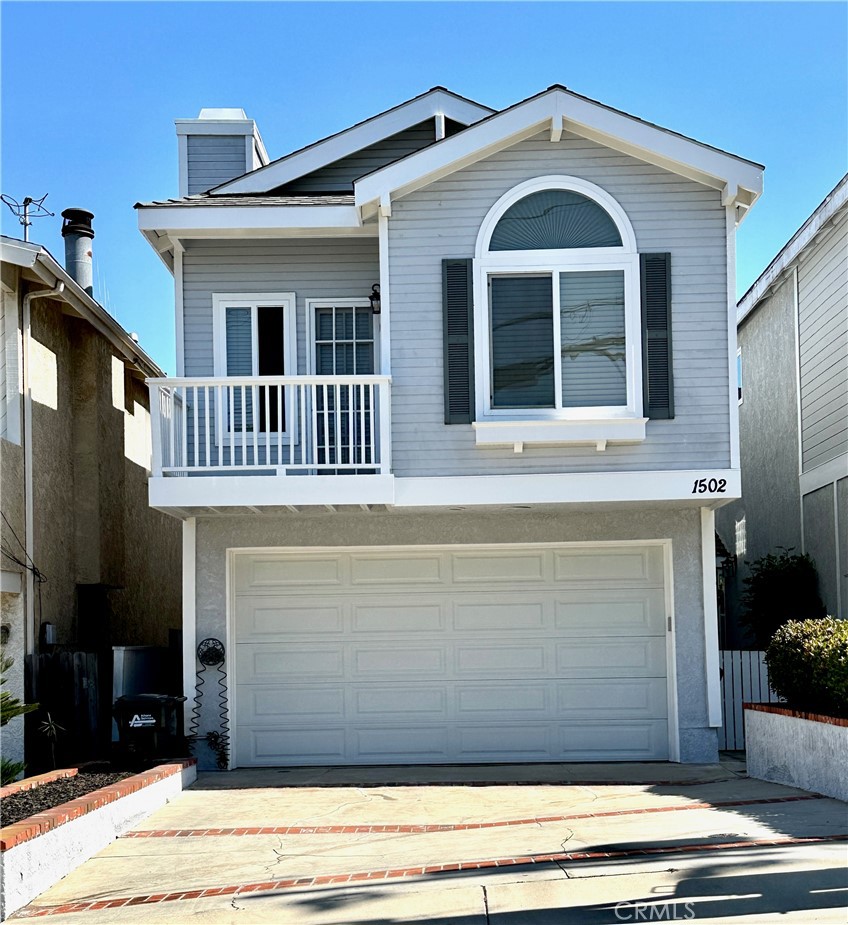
[765,618,848,717]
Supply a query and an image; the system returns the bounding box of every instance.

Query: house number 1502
[692,478,727,494]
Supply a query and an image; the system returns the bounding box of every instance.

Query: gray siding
[803,484,838,616]
[387,130,730,476]
[279,121,436,193]
[798,216,848,472]
[716,275,803,644]
[181,239,379,377]
[187,135,248,194]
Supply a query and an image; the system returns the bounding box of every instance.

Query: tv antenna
[1,193,54,242]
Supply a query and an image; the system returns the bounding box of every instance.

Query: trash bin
[113,693,186,760]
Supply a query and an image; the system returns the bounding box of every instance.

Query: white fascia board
[356,89,763,212]
[737,176,848,326]
[213,91,494,195]
[394,469,741,508]
[149,474,396,509]
[0,239,40,269]
[137,205,368,236]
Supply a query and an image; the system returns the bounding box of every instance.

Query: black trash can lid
[115,693,187,703]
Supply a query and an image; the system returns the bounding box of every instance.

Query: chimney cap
[61,208,94,239]
[197,108,248,120]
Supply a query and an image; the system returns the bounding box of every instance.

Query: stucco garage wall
[193,506,715,765]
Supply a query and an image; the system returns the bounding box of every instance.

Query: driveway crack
[482,884,491,925]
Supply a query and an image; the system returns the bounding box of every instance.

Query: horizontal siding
[182,239,380,377]
[278,121,436,193]
[187,135,247,194]
[798,216,848,472]
[387,129,730,476]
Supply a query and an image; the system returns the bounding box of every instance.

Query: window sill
[472,417,647,451]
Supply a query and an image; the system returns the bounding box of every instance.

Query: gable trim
[355,88,763,216]
[212,88,494,195]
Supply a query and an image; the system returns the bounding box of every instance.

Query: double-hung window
[473,177,646,446]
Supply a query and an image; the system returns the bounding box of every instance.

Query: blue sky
[2,1,846,374]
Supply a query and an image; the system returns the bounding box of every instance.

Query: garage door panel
[352,603,444,633]
[556,678,668,718]
[555,721,669,760]
[238,645,345,680]
[456,724,552,758]
[235,555,342,592]
[353,645,447,677]
[455,643,549,676]
[452,551,547,583]
[456,684,550,717]
[350,553,443,585]
[238,686,346,722]
[244,728,347,765]
[236,598,345,638]
[554,590,666,635]
[353,726,449,760]
[354,686,447,718]
[553,547,663,586]
[452,599,547,632]
[555,637,667,677]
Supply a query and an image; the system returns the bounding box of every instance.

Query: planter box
[745,703,848,802]
[0,759,197,919]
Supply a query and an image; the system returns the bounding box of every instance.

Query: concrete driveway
[11,758,848,923]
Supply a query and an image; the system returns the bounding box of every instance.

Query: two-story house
[717,175,847,645]
[137,87,762,769]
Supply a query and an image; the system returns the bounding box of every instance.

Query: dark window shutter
[640,253,674,419]
[442,258,475,424]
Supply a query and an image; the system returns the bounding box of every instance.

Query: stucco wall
[716,275,803,645]
[192,506,716,766]
[803,485,839,616]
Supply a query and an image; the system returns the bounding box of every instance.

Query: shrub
[0,656,38,784]
[765,618,848,717]
[741,549,826,648]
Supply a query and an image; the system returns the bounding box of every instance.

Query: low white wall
[745,707,848,802]
[1,763,196,919]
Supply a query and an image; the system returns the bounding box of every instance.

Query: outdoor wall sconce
[369,283,381,314]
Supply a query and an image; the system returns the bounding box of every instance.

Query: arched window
[474,177,642,425]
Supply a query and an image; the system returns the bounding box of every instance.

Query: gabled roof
[211,87,494,195]
[737,173,848,325]
[0,236,164,378]
[137,194,354,208]
[354,85,764,219]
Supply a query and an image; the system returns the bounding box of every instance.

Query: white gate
[719,650,780,750]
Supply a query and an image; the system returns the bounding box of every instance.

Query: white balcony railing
[148,375,391,477]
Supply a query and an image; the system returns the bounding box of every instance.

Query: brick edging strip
[0,769,79,799]
[744,702,848,728]
[12,833,848,918]
[121,793,826,839]
[0,759,197,852]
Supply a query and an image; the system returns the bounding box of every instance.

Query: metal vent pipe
[61,207,95,296]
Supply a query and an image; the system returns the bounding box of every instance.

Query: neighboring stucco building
[0,217,181,772]
[137,87,763,769]
[717,175,848,645]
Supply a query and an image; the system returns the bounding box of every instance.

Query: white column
[182,517,197,730]
[701,507,722,728]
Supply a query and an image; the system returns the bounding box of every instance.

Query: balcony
[147,375,393,511]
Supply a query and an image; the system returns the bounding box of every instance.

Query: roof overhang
[0,236,164,378]
[355,87,764,221]
[737,173,848,326]
[212,88,494,195]
[137,204,374,268]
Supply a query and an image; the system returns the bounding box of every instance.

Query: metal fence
[719,649,781,750]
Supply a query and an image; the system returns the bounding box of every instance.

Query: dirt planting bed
[1,771,133,827]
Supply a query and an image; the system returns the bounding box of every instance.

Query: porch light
[369,283,381,314]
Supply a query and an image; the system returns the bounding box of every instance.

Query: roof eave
[355,88,763,215]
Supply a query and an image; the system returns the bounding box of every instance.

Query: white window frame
[0,285,22,445]
[472,177,645,444]
[305,298,381,375]
[212,292,297,440]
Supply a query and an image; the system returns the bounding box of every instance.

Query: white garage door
[233,544,670,766]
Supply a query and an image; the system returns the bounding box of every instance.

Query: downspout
[22,282,65,655]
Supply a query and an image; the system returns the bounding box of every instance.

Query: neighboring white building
[136,86,763,768]
[717,175,848,644]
